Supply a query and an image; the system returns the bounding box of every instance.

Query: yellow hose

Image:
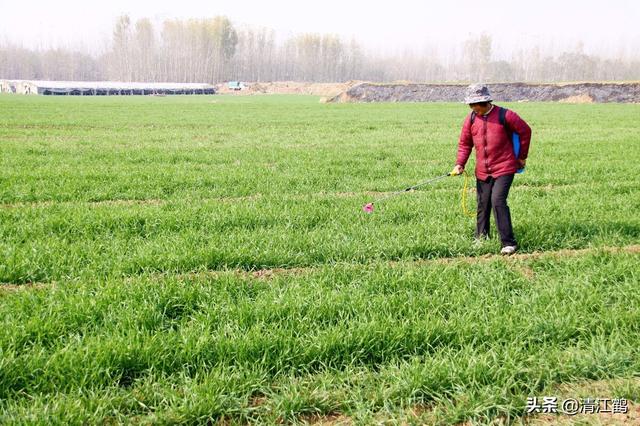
[461,170,475,218]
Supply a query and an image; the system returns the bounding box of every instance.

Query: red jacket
[456,105,532,180]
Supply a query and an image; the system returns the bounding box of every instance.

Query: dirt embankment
[327,82,640,103]
[215,81,363,97]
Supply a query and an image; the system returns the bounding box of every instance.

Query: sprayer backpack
[470,107,524,173]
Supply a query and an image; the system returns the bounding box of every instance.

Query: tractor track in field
[2,244,638,292]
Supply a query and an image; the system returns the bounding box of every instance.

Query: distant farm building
[0,80,18,93]
[0,80,215,96]
[228,81,246,91]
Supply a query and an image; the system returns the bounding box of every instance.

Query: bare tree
[2,18,640,84]
[110,15,133,81]
[133,18,156,81]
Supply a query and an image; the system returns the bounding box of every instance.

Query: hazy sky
[2,0,639,57]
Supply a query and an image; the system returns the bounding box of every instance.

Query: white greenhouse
[0,80,215,96]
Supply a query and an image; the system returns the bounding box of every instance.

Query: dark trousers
[476,174,517,247]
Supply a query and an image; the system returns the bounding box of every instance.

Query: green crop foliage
[1,94,639,424]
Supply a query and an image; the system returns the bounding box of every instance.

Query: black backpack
[469,106,509,129]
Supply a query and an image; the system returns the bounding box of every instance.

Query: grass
[1,94,639,424]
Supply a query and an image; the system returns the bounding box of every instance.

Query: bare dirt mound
[215,81,362,97]
[328,82,640,103]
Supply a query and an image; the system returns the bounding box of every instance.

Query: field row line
[0,184,583,209]
[3,244,637,293]
[200,243,640,281]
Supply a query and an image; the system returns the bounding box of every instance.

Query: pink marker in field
[362,203,374,213]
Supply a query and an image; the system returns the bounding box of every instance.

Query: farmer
[451,84,532,255]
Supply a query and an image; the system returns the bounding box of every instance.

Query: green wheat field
[1,94,639,424]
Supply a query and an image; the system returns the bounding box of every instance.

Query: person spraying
[451,84,532,255]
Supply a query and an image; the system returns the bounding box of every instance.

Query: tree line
[1,15,639,83]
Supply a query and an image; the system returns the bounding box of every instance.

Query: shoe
[500,245,517,255]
